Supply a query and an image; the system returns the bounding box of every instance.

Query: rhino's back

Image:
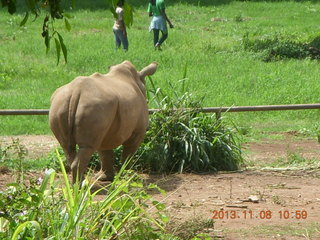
[63,75,148,149]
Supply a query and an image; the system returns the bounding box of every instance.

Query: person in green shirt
[148,0,174,50]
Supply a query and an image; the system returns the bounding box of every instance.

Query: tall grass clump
[0,151,172,240]
[136,77,243,173]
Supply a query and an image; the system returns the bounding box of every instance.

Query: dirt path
[148,170,320,239]
[1,134,320,239]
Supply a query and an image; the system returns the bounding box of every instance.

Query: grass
[0,151,174,239]
[1,0,320,135]
[270,151,320,168]
[246,153,320,170]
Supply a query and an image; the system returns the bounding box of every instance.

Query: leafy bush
[135,77,243,173]
[242,32,320,61]
[0,152,173,240]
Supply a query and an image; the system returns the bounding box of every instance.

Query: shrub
[135,77,243,173]
[242,32,320,61]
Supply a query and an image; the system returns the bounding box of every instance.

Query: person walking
[113,0,128,51]
[148,0,173,50]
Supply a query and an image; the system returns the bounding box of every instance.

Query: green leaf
[55,149,74,207]
[6,182,20,188]
[64,18,71,31]
[12,221,42,240]
[158,213,169,223]
[110,6,117,19]
[3,0,17,14]
[152,200,166,211]
[148,183,166,194]
[71,0,76,8]
[130,182,143,188]
[123,2,133,28]
[44,32,50,52]
[0,199,4,208]
[26,0,38,16]
[20,12,29,27]
[57,33,67,63]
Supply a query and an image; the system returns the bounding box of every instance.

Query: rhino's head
[109,61,158,97]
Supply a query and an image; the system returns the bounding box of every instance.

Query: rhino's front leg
[97,150,115,181]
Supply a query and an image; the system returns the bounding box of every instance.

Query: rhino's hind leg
[71,147,95,183]
[62,145,76,169]
[96,150,115,181]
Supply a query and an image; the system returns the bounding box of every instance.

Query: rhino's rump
[70,77,148,150]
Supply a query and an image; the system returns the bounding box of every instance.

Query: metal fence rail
[0,103,320,116]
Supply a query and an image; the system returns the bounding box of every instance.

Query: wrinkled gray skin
[49,61,158,183]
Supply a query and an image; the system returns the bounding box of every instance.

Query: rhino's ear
[139,62,158,80]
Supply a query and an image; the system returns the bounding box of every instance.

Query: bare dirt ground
[1,133,320,239]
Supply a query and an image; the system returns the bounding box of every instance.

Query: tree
[1,0,134,64]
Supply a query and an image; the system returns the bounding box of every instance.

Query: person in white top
[113,0,128,51]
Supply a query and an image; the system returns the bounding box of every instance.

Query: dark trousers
[153,29,168,46]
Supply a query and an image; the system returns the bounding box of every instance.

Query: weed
[0,64,14,89]
[0,72,12,89]
[172,200,186,209]
[272,195,286,205]
[286,152,307,165]
[43,146,72,172]
[0,151,174,239]
[234,14,245,22]
[0,138,27,183]
[269,150,319,169]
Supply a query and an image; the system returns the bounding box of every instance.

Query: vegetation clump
[243,33,320,61]
[0,154,171,240]
[135,78,243,173]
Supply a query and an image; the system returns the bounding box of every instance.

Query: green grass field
[1,0,320,135]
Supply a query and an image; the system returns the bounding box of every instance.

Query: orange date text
[212,210,308,220]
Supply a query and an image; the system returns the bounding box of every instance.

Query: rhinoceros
[49,61,158,183]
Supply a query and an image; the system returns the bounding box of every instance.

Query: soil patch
[0,134,319,239]
[0,135,58,159]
